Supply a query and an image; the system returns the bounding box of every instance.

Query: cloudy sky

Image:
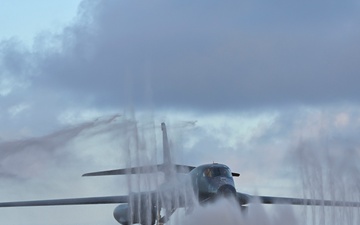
[1,0,360,224]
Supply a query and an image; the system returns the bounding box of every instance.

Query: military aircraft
[1,122,360,225]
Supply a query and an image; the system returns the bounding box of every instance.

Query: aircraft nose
[217,184,236,198]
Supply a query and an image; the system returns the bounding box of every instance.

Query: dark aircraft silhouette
[1,123,360,225]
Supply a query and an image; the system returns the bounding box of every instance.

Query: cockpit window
[204,168,212,177]
[203,167,232,178]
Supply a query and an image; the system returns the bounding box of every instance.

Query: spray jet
[0,123,360,225]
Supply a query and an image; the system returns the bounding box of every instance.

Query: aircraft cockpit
[203,166,232,178]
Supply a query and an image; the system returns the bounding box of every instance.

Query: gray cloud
[1,0,360,114]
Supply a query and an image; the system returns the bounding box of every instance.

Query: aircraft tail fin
[161,122,173,180]
[161,122,171,166]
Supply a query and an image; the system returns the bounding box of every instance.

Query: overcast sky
[1,1,360,225]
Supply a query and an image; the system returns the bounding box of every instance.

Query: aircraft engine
[113,196,156,225]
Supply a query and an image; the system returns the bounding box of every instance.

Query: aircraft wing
[0,195,129,207]
[237,192,360,207]
[82,164,196,176]
[82,166,161,176]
